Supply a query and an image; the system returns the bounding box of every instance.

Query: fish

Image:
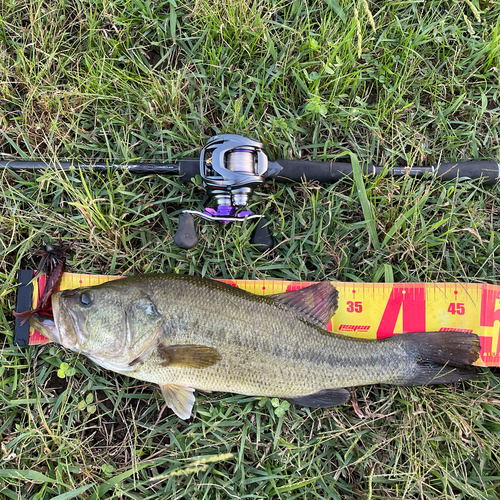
[29,274,481,419]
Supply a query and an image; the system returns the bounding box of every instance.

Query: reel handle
[173,213,273,252]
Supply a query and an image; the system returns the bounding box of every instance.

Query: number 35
[347,301,363,313]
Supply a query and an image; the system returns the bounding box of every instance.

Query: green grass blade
[349,152,380,250]
[51,484,95,500]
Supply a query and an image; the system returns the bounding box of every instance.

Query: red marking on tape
[439,327,473,333]
[377,284,426,339]
[339,324,371,333]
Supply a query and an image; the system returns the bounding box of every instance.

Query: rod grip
[178,158,201,181]
[273,160,366,182]
[274,159,500,184]
[433,161,500,185]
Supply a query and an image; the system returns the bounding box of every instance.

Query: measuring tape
[17,271,500,367]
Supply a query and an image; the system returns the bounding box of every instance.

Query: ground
[1,0,499,498]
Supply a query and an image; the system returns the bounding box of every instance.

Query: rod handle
[178,158,200,180]
[432,161,500,184]
[273,160,370,182]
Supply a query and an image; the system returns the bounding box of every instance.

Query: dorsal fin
[269,282,338,329]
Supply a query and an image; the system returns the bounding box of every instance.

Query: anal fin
[287,388,350,408]
[160,383,196,420]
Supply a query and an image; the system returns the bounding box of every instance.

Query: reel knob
[173,212,198,249]
[250,217,273,251]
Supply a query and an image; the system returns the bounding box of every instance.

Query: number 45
[448,303,465,315]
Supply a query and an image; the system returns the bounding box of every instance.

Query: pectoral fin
[287,388,350,408]
[158,344,221,369]
[160,383,196,420]
[128,339,159,367]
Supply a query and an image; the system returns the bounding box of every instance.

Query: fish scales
[117,275,408,394]
[140,299,399,390]
[30,274,481,419]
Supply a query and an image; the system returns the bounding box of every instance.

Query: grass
[1,0,500,498]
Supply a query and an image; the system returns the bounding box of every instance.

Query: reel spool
[201,134,270,208]
[174,135,279,251]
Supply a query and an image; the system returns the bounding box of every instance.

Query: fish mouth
[29,292,62,344]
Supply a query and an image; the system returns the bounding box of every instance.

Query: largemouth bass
[30,274,481,419]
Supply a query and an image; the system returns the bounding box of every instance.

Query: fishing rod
[1,134,499,251]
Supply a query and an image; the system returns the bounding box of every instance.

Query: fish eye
[79,291,94,306]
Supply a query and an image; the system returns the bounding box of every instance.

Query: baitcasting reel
[174,134,281,251]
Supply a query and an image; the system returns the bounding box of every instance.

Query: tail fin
[397,331,482,386]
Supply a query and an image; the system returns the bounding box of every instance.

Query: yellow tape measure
[30,273,500,367]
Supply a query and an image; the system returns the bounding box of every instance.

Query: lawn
[1,0,500,498]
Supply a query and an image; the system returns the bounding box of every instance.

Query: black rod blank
[0,160,181,175]
[1,158,498,184]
